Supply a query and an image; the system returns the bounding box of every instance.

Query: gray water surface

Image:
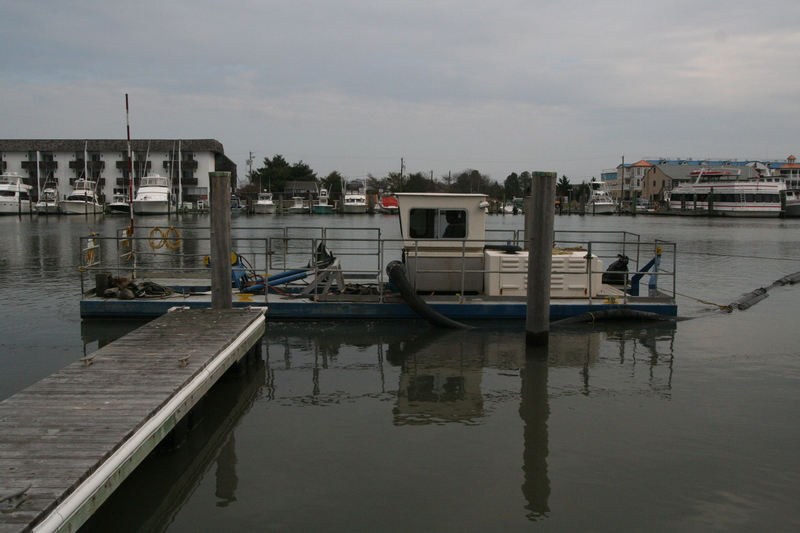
[1,212,799,532]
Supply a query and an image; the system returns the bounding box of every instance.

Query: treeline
[244,155,592,200]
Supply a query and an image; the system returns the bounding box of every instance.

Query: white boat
[231,195,246,212]
[107,193,131,215]
[0,172,33,215]
[341,181,367,214]
[378,195,399,214]
[286,197,308,214]
[35,183,60,215]
[253,191,276,214]
[313,188,334,214]
[60,178,103,215]
[667,169,784,217]
[587,182,616,214]
[132,173,171,215]
[783,190,800,217]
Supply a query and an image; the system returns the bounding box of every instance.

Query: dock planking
[0,307,266,533]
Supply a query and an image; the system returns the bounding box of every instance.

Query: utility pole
[247,151,256,190]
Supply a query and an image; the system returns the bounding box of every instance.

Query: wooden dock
[0,307,266,533]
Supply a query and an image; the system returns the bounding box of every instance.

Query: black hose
[386,261,473,330]
[551,308,678,326]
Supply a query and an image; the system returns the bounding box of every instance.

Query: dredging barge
[78,193,677,321]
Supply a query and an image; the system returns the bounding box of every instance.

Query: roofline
[0,139,225,154]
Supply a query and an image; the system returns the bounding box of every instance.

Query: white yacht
[60,178,103,215]
[0,172,33,215]
[132,173,171,215]
[253,191,276,214]
[587,182,617,215]
[341,181,367,214]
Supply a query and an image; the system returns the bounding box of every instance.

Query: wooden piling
[525,172,557,347]
[209,172,232,310]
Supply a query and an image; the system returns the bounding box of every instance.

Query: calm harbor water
[1,211,799,531]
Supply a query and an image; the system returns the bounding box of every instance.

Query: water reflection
[387,329,486,425]
[520,351,550,520]
[89,347,266,532]
[84,320,677,530]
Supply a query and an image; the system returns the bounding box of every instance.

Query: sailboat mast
[126,94,134,234]
[83,140,88,182]
[36,151,41,199]
[178,140,182,208]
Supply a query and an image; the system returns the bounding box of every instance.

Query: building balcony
[68,160,105,171]
[21,161,59,172]
[162,160,198,170]
[115,161,152,172]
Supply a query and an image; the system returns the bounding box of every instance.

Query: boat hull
[80,294,677,321]
[340,205,367,214]
[107,204,131,215]
[587,203,616,215]
[668,201,782,217]
[35,203,60,215]
[61,201,103,215]
[313,205,334,214]
[783,203,800,217]
[132,201,169,215]
[253,204,276,214]
[0,200,33,215]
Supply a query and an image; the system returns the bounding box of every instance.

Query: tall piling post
[210,171,232,310]
[525,172,557,347]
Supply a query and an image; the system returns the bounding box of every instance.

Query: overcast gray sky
[2,0,798,184]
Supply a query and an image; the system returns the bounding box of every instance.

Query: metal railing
[78,226,676,306]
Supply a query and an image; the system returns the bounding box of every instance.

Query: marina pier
[0,307,266,533]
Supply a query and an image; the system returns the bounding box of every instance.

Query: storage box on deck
[484,250,603,297]
[405,249,485,293]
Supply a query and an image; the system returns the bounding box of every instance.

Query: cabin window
[408,208,467,239]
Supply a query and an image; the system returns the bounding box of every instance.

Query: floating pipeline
[550,308,679,326]
[386,261,473,330]
[729,270,800,311]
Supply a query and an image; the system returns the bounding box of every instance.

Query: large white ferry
[667,169,784,217]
